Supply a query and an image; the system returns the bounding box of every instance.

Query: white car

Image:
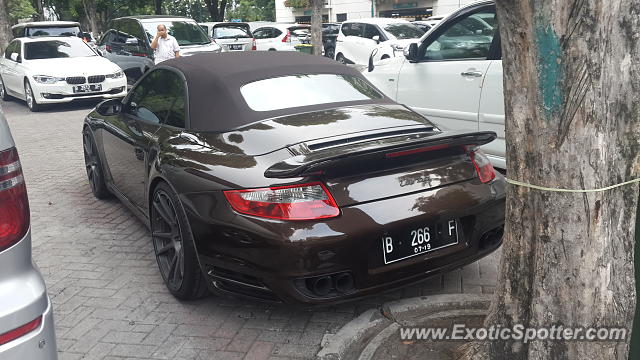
[251,24,309,51]
[364,1,506,169]
[0,36,127,112]
[334,18,424,65]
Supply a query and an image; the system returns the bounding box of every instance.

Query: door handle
[134,147,144,161]
[461,70,484,78]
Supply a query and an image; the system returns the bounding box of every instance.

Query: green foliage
[8,0,37,22]
[225,0,275,21]
[283,0,308,9]
[165,0,211,22]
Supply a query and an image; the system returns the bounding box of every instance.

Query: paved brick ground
[1,99,500,360]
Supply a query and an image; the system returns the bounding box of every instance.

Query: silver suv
[0,113,57,359]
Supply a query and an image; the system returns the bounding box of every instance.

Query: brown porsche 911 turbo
[82,52,505,305]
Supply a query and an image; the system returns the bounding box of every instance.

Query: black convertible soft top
[159,52,393,132]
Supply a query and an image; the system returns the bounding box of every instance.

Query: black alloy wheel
[82,128,111,199]
[151,182,209,300]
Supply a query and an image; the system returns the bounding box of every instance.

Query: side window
[160,71,186,128]
[253,28,269,39]
[344,23,364,37]
[363,24,382,40]
[423,9,497,61]
[4,41,17,60]
[271,28,282,38]
[127,70,178,124]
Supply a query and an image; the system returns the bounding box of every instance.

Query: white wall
[275,0,372,22]
[275,0,296,22]
[432,0,476,16]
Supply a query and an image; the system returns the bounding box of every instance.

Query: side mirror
[96,99,122,116]
[404,43,419,62]
[95,48,103,56]
[372,35,380,44]
[10,53,19,62]
[125,38,139,45]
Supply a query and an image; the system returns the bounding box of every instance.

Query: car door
[396,5,498,133]
[360,24,385,65]
[252,27,272,51]
[339,23,364,63]
[478,58,505,169]
[100,69,173,211]
[1,40,23,95]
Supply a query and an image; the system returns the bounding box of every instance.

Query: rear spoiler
[264,131,496,178]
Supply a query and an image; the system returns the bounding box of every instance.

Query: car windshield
[24,40,96,60]
[383,23,424,39]
[213,26,251,39]
[26,26,80,37]
[240,74,382,111]
[142,21,211,46]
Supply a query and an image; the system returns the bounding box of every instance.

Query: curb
[317,294,492,360]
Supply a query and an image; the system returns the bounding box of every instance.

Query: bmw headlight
[105,71,124,79]
[32,75,64,84]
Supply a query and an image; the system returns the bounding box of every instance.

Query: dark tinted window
[272,28,283,38]
[336,13,347,22]
[128,69,185,127]
[120,19,146,43]
[252,28,270,39]
[213,26,251,39]
[363,24,382,40]
[423,9,496,60]
[24,39,95,59]
[141,21,211,46]
[26,26,80,37]
[342,23,363,37]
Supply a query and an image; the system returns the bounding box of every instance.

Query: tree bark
[0,0,11,52]
[310,0,322,55]
[204,0,228,21]
[35,0,44,20]
[82,0,99,36]
[460,0,640,359]
[154,0,162,15]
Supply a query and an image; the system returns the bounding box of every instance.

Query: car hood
[181,42,222,55]
[25,56,120,76]
[183,104,436,156]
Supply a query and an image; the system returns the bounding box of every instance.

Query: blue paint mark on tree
[535,25,563,117]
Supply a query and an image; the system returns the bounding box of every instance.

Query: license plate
[382,220,459,264]
[73,84,102,93]
[229,44,243,50]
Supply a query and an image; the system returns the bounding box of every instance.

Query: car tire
[381,55,390,60]
[24,80,40,112]
[336,53,346,64]
[325,46,335,59]
[0,76,10,101]
[151,182,210,300]
[82,127,112,199]
[268,48,276,51]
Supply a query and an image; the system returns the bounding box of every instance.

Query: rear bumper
[0,298,57,360]
[186,175,506,305]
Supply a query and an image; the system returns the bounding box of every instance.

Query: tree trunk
[35,0,44,20]
[310,0,322,55]
[0,0,10,52]
[154,0,162,15]
[460,0,640,359]
[204,0,228,21]
[82,0,99,36]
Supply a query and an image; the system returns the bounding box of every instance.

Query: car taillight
[0,316,42,346]
[251,38,257,50]
[224,182,340,220]
[282,30,291,43]
[0,147,30,253]
[468,148,496,183]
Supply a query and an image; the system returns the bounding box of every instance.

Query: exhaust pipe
[334,273,354,293]
[310,276,332,296]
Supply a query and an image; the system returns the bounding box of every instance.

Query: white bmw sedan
[0,36,127,111]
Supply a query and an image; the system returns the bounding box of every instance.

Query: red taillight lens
[468,148,496,183]
[0,316,42,346]
[251,38,257,50]
[0,147,30,253]
[282,30,291,43]
[224,182,340,220]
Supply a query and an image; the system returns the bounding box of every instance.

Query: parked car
[0,36,127,112]
[322,22,340,59]
[200,22,255,51]
[0,115,58,359]
[252,24,310,51]
[411,21,432,33]
[11,21,81,38]
[82,52,505,305]
[335,18,424,65]
[423,14,449,27]
[97,16,222,82]
[364,1,505,169]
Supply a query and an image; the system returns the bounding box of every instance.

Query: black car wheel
[151,182,209,300]
[336,53,346,64]
[0,76,10,101]
[325,46,335,59]
[83,128,112,199]
[24,80,40,112]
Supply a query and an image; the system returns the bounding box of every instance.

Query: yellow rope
[505,177,640,193]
